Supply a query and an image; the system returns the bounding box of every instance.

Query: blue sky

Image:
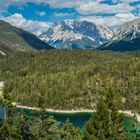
[0,0,140,34]
[7,3,78,22]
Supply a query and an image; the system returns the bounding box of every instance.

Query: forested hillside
[0,50,140,111]
[0,20,53,55]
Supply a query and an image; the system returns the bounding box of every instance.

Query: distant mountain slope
[39,20,114,49]
[0,20,53,55]
[99,18,140,51]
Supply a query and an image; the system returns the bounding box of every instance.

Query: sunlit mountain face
[39,20,114,49]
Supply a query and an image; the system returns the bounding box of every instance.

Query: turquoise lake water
[16,108,140,131]
[16,108,92,128]
[0,107,140,138]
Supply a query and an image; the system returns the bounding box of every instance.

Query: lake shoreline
[17,105,94,113]
[17,105,140,122]
[1,81,140,122]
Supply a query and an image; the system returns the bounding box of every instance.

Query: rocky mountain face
[0,20,53,55]
[112,18,140,40]
[39,20,114,49]
[99,18,140,51]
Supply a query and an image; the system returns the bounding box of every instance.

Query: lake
[16,108,92,128]
[0,107,140,138]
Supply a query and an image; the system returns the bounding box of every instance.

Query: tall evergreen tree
[0,82,20,139]
[18,113,37,140]
[83,89,128,140]
[36,95,59,139]
[104,89,126,139]
[58,119,82,140]
[83,96,110,140]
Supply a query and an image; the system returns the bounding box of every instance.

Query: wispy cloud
[36,11,46,17]
[53,12,74,17]
[79,12,137,28]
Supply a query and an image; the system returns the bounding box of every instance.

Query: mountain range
[1,17,140,54]
[39,20,114,49]
[0,20,53,55]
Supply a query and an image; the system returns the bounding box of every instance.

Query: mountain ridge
[0,20,53,55]
[99,18,140,51]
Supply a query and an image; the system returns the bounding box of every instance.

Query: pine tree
[36,94,59,139]
[58,119,82,140]
[0,82,20,139]
[83,89,128,140]
[83,96,110,140]
[104,89,127,139]
[19,113,37,140]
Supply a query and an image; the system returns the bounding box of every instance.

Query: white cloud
[0,13,51,35]
[53,12,74,17]
[0,0,138,16]
[43,0,137,16]
[36,11,46,17]
[123,0,140,3]
[0,0,29,11]
[79,12,137,28]
[0,0,139,29]
[77,2,135,15]
[43,0,77,9]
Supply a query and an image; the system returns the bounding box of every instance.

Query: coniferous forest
[0,50,140,139]
[0,50,140,111]
[0,84,135,139]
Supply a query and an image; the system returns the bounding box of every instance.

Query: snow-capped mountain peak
[98,17,140,52]
[112,18,140,41]
[39,20,114,49]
